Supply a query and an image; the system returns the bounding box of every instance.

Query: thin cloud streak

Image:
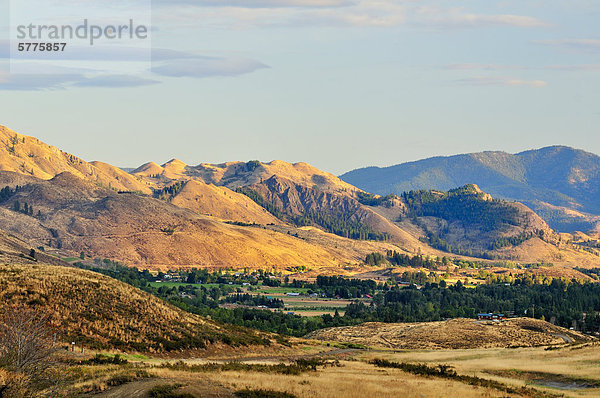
[445,63,600,71]
[536,39,600,52]
[457,76,548,88]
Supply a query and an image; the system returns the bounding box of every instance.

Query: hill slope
[0,171,401,269]
[307,318,591,349]
[0,232,267,351]
[340,146,600,232]
[0,125,151,194]
[168,180,280,225]
[133,158,358,193]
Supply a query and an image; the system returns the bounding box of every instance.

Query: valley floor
[57,342,600,398]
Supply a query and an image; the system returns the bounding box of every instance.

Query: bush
[149,383,195,398]
[235,389,298,398]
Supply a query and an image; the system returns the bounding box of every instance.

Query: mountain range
[341,146,600,233]
[1,124,600,273]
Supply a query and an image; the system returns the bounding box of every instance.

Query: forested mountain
[400,184,558,258]
[341,146,600,233]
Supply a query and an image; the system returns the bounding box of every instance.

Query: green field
[147,282,310,294]
[147,282,358,317]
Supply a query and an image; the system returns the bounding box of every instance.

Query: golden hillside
[2,123,599,269]
[0,171,400,269]
[307,318,591,349]
[132,158,359,193]
[0,125,151,194]
[170,180,281,224]
[0,262,267,352]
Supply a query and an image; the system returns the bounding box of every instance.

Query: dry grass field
[307,318,591,349]
[0,263,270,352]
[40,341,599,398]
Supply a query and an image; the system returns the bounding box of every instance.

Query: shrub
[235,389,298,398]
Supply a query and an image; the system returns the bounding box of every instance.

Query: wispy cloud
[457,76,548,88]
[153,2,547,30]
[74,75,160,88]
[152,56,269,78]
[536,39,600,52]
[0,46,269,90]
[415,7,551,29]
[0,68,160,91]
[155,0,353,8]
[445,64,526,71]
[445,63,600,71]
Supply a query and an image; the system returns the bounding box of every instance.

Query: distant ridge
[341,146,600,233]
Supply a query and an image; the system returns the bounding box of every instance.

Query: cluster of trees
[386,251,449,268]
[0,186,41,217]
[575,268,600,281]
[81,262,600,337]
[237,187,390,241]
[294,210,390,241]
[13,200,34,216]
[423,231,494,259]
[314,275,380,298]
[400,186,538,258]
[365,252,386,266]
[402,186,521,231]
[355,191,395,207]
[345,277,600,333]
[489,230,546,250]
[153,181,186,201]
[222,293,284,308]
[236,187,285,220]
[398,270,441,286]
[0,185,18,201]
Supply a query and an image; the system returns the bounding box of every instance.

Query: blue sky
[0,0,599,174]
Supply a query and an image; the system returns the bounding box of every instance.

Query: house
[477,313,506,320]
[286,292,300,296]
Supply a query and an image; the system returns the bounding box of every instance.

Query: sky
[0,0,599,175]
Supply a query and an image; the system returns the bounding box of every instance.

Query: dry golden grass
[153,360,518,398]
[0,125,150,194]
[307,318,592,349]
[359,343,600,398]
[171,180,281,225]
[0,263,267,352]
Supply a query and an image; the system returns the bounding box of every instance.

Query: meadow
[31,342,600,397]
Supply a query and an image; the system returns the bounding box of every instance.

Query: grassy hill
[132,158,358,193]
[340,146,600,233]
[307,318,591,349]
[168,180,280,225]
[0,261,268,352]
[0,125,151,194]
[1,123,599,269]
[0,170,404,269]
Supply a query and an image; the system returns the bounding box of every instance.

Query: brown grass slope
[0,262,267,352]
[0,171,395,269]
[2,124,596,267]
[133,158,358,193]
[242,175,427,251]
[307,318,592,349]
[0,125,150,194]
[170,180,280,224]
[0,229,69,267]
